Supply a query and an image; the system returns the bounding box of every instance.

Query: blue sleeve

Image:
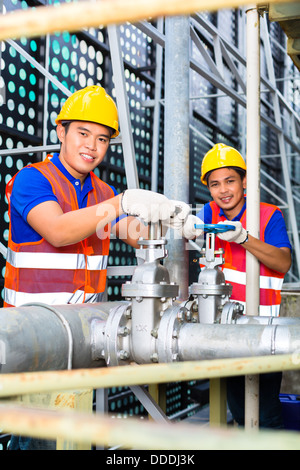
[264,209,292,250]
[11,166,58,221]
[110,185,118,197]
[106,184,127,226]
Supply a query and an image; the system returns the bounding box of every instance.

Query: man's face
[207,167,246,219]
[56,121,111,182]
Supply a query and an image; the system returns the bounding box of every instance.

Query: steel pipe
[1,300,300,374]
[234,314,300,326]
[0,302,123,373]
[177,323,300,361]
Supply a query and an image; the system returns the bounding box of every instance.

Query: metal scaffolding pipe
[164,15,190,299]
[0,354,298,399]
[246,6,261,317]
[1,402,300,450]
[245,5,261,429]
[0,0,292,43]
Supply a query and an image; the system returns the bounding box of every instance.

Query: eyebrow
[209,175,237,185]
[77,126,111,138]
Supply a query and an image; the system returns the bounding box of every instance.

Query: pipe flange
[220,301,244,324]
[157,304,188,363]
[189,282,232,297]
[103,302,132,366]
[122,282,179,299]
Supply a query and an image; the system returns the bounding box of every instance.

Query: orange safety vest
[209,201,285,317]
[4,157,114,307]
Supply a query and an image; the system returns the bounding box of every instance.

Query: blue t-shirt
[10,153,119,243]
[196,199,292,250]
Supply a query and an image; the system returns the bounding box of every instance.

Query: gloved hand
[161,200,191,231]
[215,221,248,244]
[181,215,204,240]
[162,203,204,239]
[121,189,176,223]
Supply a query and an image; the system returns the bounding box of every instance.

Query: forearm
[242,234,291,273]
[27,194,124,247]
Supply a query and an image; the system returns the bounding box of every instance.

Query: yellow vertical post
[148,384,167,419]
[209,378,227,427]
[55,389,93,450]
[15,389,93,450]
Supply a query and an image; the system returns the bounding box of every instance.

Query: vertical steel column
[163,16,190,299]
[151,17,164,193]
[108,25,139,189]
[42,34,51,161]
[261,16,300,278]
[245,5,261,430]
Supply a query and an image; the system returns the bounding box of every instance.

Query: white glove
[181,215,204,240]
[163,205,204,239]
[121,189,176,223]
[162,200,191,231]
[215,221,248,244]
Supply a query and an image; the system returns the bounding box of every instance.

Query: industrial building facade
[0,0,300,447]
[0,1,299,305]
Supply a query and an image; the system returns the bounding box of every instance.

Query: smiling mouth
[220,196,232,203]
[80,153,95,162]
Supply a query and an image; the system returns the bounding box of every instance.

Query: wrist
[120,191,127,215]
[239,230,249,245]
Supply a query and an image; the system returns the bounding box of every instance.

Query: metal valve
[189,224,234,324]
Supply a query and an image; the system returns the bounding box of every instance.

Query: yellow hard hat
[201,143,246,185]
[55,85,119,137]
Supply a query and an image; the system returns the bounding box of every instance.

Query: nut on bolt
[177,309,185,322]
[118,350,130,360]
[150,352,159,363]
[118,326,130,336]
[151,328,158,338]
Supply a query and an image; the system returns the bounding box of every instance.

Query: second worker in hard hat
[197,143,292,429]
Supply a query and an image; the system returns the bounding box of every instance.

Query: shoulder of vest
[260,201,280,214]
[90,172,114,196]
[209,200,218,210]
[28,155,53,168]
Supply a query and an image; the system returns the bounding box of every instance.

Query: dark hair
[206,166,246,186]
[61,120,114,137]
[61,121,72,134]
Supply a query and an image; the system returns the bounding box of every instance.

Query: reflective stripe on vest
[222,267,283,317]
[4,287,104,307]
[222,267,284,291]
[4,158,114,307]
[7,247,108,271]
[209,200,285,317]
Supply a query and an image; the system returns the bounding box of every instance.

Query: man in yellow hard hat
[197,143,292,428]
[4,85,201,309]
[4,86,201,449]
